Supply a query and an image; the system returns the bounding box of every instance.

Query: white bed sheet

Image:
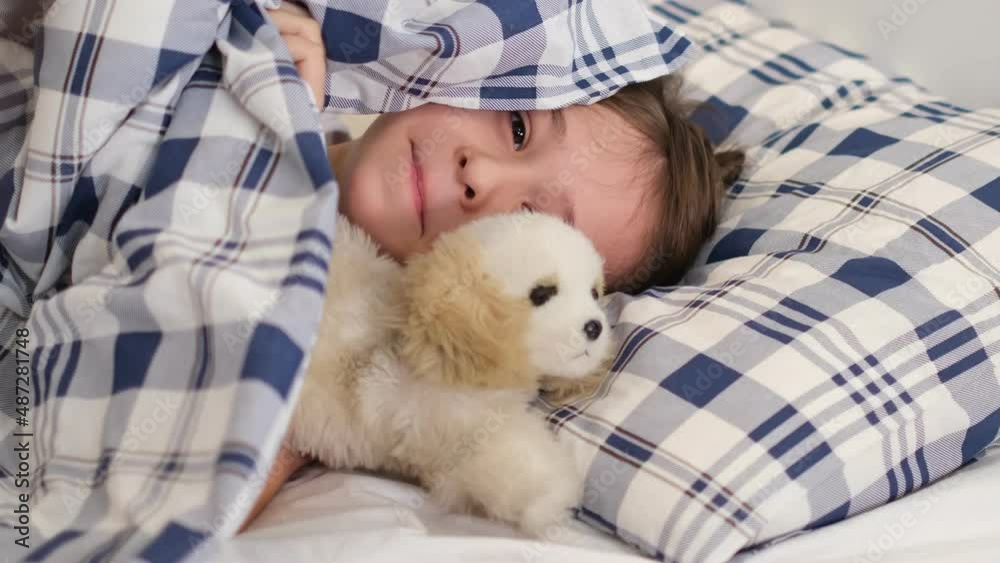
[212,446,999,563]
[213,468,646,563]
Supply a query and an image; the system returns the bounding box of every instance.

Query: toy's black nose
[583,319,603,341]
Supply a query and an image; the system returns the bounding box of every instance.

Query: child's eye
[510,111,528,151]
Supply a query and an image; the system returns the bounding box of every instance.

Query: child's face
[330,102,658,286]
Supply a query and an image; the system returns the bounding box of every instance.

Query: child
[241,2,744,531]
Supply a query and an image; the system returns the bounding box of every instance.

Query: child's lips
[410,142,425,236]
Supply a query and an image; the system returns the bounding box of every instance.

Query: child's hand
[268,1,326,110]
[238,436,311,533]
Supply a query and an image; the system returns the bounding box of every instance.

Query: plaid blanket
[533,1,1000,561]
[0,1,695,561]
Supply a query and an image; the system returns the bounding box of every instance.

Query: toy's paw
[516,452,585,538]
[444,412,585,536]
[519,482,580,538]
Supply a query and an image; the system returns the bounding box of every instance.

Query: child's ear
[398,231,536,390]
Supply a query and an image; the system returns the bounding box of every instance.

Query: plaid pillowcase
[539,2,1000,561]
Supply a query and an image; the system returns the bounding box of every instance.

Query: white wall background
[750,0,1000,109]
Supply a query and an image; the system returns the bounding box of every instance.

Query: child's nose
[457,151,531,212]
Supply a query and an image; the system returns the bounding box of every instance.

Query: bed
[224,444,1000,563]
[230,2,1000,562]
[2,0,997,561]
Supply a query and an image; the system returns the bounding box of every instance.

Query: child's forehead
[552,103,660,174]
[558,103,660,179]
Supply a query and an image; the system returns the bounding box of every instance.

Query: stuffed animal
[288,211,613,536]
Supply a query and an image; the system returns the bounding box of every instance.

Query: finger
[238,443,309,534]
[279,34,322,63]
[274,1,310,18]
[280,34,326,107]
[268,8,323,47]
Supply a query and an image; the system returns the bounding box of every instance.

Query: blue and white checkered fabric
[297,0,699,113]
[0,1,695,561]
[536,1,1000,562]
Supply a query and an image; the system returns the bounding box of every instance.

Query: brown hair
[0,0,52,47]
[597,74,745,294]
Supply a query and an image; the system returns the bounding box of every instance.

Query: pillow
[537,2,1000,561]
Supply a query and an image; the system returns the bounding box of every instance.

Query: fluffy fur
[289,212,613,535]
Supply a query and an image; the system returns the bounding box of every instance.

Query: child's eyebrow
[550,109,567,140]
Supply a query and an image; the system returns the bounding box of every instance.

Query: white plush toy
[288,211,613,535]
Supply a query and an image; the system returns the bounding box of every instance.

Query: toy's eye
[591,287,599,300]
[530,284,558,306]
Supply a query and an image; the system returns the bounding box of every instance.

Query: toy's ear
[398,230,535,390]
